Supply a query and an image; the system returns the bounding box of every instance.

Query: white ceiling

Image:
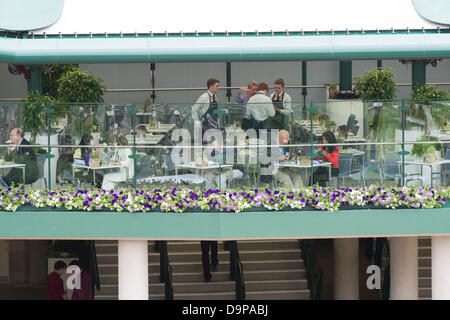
[33,0,445,34]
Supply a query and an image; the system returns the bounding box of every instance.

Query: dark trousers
[201,241,218,277]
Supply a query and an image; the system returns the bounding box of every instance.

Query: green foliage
[411,136,442,157]
[57,70,106,103]
[409,85,449,130]
[21,91,67,137]
[41,64,78,98]
[411,84,448,100]
[354,68,398,101]
[328,83,338,90]
[324,120,336,130]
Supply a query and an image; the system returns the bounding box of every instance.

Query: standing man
[201,241,219,282]
[3,128,38,186]
[192,80,221,282]
[270,79,292,131]
[47,260,68,300]
[246,82,275,135]
[192,78,221,135]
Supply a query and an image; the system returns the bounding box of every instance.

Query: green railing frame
[88,240,101,295]
[299,239,323,300]
[157,240,174,300]
[228,240,246,300]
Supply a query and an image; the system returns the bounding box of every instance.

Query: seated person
[101,135,134,190]
[74,134,94,166]
[276,130,303,188]
[201,139,243,189]
[1,128,38,186]
[72,134,96,184]
[311,131,340,186]
[135,125,147,137]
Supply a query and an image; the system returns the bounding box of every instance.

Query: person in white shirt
[192,78,221,135]
[101,135,134,190]
[246,82,275,133]
[269,78,293,131]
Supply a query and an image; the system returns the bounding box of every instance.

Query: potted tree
[411,135,443,164]
[57,69,106,143]
[354,67,399,158]
[409,84,449,136]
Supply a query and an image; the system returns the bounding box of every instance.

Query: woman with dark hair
[101,135,134,190]
[311,131,340,186]
[75,134,94,166]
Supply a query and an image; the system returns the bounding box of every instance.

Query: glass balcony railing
[0,99,448,190]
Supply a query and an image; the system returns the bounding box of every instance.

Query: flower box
[0,185,447,213]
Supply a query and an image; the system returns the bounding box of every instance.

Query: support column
[301,61,307,118]
[334,238,359,299]
[389,237,418,300]
[412,60,426,92]
[118,240,148,300]
[150,63,156,102]
[26,65,43,93]
[432,236,450,300]
[226,62,231,103]
[339,61,352,91]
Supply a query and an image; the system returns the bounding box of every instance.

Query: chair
[444,149,450,186]
[336,153,353,186]
[382,152,423,186]
[349,152,366,187]
[134,154,152,180]
[31,153,47,188]
[230,165,251,188]
[163,154,184,176]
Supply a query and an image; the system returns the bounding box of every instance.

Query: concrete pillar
[118,240,148,300]
[389,237,418,300]
[432,236,450,300]
[334,238,359,299]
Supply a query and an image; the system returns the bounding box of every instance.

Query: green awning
[1,32,450,63]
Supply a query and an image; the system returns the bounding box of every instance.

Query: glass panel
[0,99,447,191]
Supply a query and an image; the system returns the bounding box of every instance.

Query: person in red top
[69,260,93,300]
[311,131,340,186]
[47,260,68,300]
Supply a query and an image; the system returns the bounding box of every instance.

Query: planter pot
[423,153,437,164]
[35,133,59,187]
[328,88,337,99]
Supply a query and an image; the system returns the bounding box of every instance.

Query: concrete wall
[1,60,450,103]
[0,63,27,100]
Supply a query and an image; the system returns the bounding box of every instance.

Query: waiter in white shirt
[246,82,275,135]
[192,78,221,135]
[269,78,292,131]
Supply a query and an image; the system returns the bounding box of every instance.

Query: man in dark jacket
[3,128,38,185]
